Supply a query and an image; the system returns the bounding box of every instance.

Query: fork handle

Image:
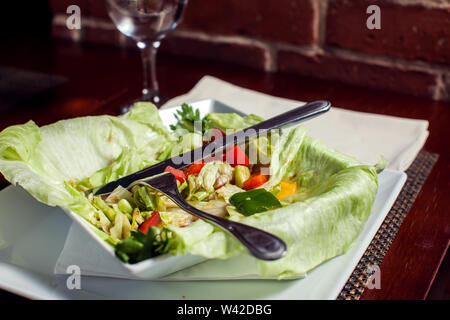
[134,173,287,261]
[172,200,287,261]
[179,100,331,166]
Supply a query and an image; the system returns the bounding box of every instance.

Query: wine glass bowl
[106,0,182,42]
[106,0,187,110]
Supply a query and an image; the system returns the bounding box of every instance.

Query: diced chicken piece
[191,200,228,218]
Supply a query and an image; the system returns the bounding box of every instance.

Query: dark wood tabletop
[0,38,449,300]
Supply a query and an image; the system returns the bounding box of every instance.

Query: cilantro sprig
[169,103,211,133]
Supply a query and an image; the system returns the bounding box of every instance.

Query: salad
[0,102,382,279]
[74,104,295,263]
[84,159,290,263]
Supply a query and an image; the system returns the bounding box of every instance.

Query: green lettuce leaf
[0,103,175,237]
[165,125,379,279]
[206,112,263,132]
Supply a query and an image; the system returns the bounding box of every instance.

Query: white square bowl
[61,99,247,279]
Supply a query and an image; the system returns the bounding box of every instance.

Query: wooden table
[0,38,449,300]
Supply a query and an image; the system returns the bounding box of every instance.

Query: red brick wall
[50,0,450,101]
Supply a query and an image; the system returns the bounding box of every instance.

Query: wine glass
[106,0,188,111]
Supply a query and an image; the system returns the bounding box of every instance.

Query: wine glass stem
[138,40,161,104]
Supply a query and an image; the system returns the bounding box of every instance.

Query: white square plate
[0,100,406,299]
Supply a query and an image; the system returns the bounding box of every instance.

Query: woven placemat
[336,150,439,300]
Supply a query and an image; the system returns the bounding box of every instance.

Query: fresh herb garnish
[170,103,210,133]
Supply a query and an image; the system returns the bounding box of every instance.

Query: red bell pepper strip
[224,145,249,167]
[184,162,205,177]
[164,166,186,183]
[243,174,268,190]
[139,211,161,234]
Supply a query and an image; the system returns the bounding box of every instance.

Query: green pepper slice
[229,188,281,216]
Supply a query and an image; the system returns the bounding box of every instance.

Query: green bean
[118,199,133,215]
[92,196,116,221]
[116,238,144,254]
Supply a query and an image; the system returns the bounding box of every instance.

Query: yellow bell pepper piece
[276,181,297,200]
